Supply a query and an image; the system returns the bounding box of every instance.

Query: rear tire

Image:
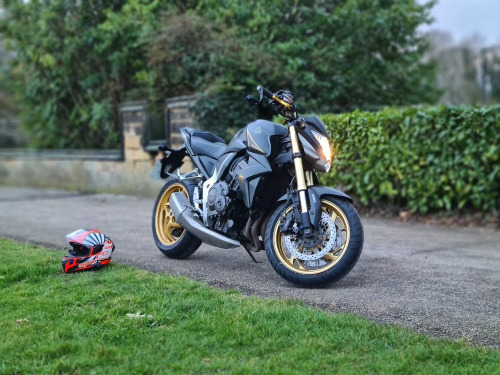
[265,196,363,287]
[152,179,202,259]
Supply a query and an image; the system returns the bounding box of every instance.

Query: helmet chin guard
[62,229,115,273]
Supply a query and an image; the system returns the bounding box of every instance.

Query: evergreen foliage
[0,0,168,148]
[1,0,439,147]
[320,106,500,213]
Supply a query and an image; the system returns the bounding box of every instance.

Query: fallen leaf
[399,211,411,221]
[202,358,211,363]
[126,312,153,319]
[16,318,29,324]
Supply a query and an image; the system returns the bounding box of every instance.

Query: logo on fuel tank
[253,126,262,134]
[246,130,264,154]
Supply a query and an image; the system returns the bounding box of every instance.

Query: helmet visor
[68,243,91,256]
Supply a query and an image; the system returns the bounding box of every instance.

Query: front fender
[277,185,352,228]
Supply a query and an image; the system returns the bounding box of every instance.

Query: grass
[0,238,498,375]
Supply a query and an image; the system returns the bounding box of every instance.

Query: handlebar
[257,85,273,100]
[256,85,293,110]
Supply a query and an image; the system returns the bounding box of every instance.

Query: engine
[203,158,248,237]
[207,181,231,214]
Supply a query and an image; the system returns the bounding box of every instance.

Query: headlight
[311,129,331,161]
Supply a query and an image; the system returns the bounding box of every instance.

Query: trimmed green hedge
[319,106,500,213]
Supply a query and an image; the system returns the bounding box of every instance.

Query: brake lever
[246,96,260,108]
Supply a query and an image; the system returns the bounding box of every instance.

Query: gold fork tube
[289,125,308,213]
[305,170,314,186]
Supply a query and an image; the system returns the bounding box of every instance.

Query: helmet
[280,90,294,107]
[62,229,115,273]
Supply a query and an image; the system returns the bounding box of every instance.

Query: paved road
[1,186,499,348]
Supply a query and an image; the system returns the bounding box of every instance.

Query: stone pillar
[166,96,197,172]
[166,96,197,148]
[120,102,155,165]
[124,120,153,163]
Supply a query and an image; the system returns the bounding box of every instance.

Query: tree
[161,0,440,136]
[426,30,500,106]
[0,0,168,148]
[0,5,15,114]
[145,11,279,139]
[2,0,439,147]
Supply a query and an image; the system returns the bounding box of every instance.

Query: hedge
[319,106,500,214]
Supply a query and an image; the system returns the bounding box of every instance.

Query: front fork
[289,125,314,237]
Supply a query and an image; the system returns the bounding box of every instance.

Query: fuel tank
[225,120,288,157]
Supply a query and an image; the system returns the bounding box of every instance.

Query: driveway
[0,186,498,348]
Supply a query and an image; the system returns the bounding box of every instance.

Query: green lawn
[0,238,498,375]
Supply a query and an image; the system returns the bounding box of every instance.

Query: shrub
[320,106,500,213]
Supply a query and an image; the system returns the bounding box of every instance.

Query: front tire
[152,179,202,259]
[265,196,363,287]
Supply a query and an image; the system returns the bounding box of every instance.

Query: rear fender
[158,146,187,178]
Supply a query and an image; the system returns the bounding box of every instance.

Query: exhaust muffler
[169,192,241,249]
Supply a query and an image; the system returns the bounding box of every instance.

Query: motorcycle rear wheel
[265,196,363,287]
[152,179,202,259]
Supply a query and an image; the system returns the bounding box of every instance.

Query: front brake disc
[283,211,336,261]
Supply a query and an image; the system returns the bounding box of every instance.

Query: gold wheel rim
[273,199,350,275]
[155,183,188,246]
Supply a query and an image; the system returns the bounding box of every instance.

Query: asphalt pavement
[0,186,498,348]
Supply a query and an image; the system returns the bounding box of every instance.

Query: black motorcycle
[151,86,363,287]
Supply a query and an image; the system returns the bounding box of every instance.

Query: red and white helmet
[62,229,115,273]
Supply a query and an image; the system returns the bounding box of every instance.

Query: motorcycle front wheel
[265,196,364,287]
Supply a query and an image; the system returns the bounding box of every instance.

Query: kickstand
[243,246,262,263]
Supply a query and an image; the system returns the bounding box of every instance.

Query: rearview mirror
[246,96,260,108]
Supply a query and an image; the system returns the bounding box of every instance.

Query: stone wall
[0,99,197,197]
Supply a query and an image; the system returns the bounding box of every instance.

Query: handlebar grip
[257,85,274,99]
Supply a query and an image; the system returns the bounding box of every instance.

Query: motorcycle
[151,86,363,287]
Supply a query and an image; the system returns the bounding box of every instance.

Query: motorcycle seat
[182,128,227,159]
[190,135,226,160]
[185,129,225,144]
